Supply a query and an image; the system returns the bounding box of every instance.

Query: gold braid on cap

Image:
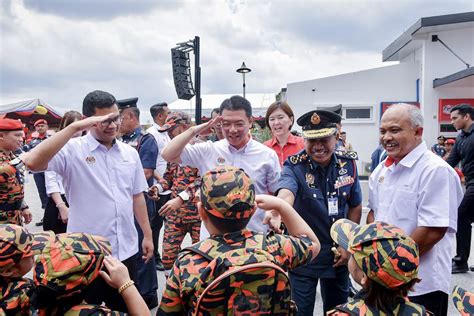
[311,113,320,125]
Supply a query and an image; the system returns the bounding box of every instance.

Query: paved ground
[23,177,473,315]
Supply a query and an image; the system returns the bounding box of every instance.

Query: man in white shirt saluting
[162,95,282,238]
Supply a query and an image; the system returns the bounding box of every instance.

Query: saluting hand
[69,112,118,132]
[191,116,223,137]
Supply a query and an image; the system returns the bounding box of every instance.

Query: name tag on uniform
[334,175,354,189]
[328,197,338,216]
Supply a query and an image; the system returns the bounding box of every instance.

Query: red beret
[34,119,48,126]
[0,119,23,131]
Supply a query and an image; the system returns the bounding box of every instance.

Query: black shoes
[452,262,469,274]
[35,219,44,227]
[155,257,165,271]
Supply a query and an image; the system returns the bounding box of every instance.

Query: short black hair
[206,202,252,233]
[82,90,116,117]
[122,107,140,120]
[150,102,168,118]
[220,95,252,118]
[450,103,473,119]
[211,108,220,116]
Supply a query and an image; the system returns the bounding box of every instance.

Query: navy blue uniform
[120,127,159,307]
[277,149,362,314]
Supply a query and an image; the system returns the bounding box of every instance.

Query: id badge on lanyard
[328,196,338,216]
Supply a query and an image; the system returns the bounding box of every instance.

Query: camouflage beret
[200,166,255,219]
[452,286,474,315]
[0,224,34,273]
[33,232,112,299]
[158,111,191,132]
[330,219,419,289]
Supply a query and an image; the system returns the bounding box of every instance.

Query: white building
[285,11,474,175]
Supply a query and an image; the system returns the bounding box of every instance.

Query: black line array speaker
[171,49,195,100]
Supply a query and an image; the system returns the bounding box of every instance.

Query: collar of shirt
[85,133,118,152]
[223,137,252,154]
[386,141,427,169]
[210,229,254,244]
[152,122,162,130]
[122,127,142,141]
[461,122,474,136]
[308,152,339,173]
[268,133,299,147]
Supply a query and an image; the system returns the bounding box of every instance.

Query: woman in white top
[43,111,83,233]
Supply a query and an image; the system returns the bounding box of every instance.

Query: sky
[1,0,473,122]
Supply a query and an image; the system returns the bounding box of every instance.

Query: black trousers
[290,267,349,315]
[151,193,170,259]
[33,172,48,209]
[455,185,474,264]
[43,195,67,234]
[84,253,138,313]
[409,290,448,316]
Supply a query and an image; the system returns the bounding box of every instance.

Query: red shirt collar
[270,133,298,147]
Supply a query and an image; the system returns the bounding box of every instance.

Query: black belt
[0,201,22,211]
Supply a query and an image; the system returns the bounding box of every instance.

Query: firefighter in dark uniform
[275,109,362,314]
[117,97,159,309]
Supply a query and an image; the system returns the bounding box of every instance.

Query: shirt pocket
[392,189,418,220]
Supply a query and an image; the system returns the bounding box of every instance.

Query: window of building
[345,108,371,119]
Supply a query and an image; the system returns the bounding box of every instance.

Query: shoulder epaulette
[335,150,358,160]
[289,152,308,165]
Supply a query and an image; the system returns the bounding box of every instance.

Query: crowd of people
[0,90,473,316]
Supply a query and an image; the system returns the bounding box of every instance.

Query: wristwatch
[178,191,190,202]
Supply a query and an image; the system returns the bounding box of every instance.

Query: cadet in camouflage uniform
[327,219,428,315]
[452,286,474,315]
[0,224,36,315]
[158,166,321,315]
[30,231,149,316]
[151,111,201,273]
[0,119,32,225]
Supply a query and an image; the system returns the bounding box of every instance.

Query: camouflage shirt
[157,229,314,315]
[0,151,25,225]
[159,162,200,223]
[0,277,35,315]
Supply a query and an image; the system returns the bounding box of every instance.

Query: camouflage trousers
[0,210,22,225]
[162,218,201,270]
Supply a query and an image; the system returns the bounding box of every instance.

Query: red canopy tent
[0,99,64,128]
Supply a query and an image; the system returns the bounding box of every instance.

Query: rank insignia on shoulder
[335,150,358,160]
[289,152,308,165]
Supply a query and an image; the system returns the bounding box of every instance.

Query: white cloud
[1,0,472,114]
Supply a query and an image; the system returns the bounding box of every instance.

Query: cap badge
[311,113,321,125]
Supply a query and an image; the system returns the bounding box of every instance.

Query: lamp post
[236,62,251,98]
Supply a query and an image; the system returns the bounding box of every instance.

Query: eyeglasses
[100,116,122,127]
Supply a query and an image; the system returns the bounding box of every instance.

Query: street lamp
[236,62,251,98]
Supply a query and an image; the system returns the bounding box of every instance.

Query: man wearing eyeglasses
[21,90,153,313]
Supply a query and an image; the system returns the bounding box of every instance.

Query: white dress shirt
[146,123,171,178]
[368,142,463,296]
[45,170,65,196]
[46,133,149,260]
[180,138,281,239]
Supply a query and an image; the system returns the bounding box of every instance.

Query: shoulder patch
[335,150,358,160]
[289,152,308,165]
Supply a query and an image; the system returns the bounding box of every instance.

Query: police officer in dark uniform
[275,109,362,314]
[117,97,160,309]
